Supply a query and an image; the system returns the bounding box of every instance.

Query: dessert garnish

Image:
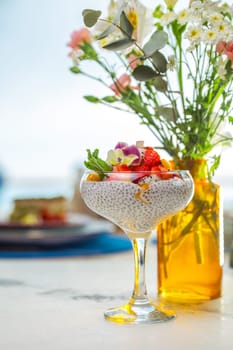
[84,141,173,182]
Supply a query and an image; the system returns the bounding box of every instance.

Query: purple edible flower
[114,142,141,166]
[115,142,128,149]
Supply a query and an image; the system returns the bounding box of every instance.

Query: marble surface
[1,243,233,350]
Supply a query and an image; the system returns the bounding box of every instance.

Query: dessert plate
[0,214,112,248]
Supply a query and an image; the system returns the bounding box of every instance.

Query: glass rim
[84,169,191,174]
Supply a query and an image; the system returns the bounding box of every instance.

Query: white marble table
[1,243,233,350]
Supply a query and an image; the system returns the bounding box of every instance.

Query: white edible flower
[160,11,176,25]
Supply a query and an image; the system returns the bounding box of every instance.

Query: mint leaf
[84,149,112,179]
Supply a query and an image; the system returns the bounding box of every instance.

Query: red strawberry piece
[113,164,131,172]
[143,147,161,167]
[131,165,151,171]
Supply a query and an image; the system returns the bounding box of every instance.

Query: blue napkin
[0,232,132,259]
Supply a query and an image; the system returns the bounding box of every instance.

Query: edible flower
[85,141,173,180]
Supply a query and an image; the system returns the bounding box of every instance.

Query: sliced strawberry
[113,164,131,172]
[131,164,151,171]
[151,165,167,172]
[144,147,161,167]
[151,165,176,179]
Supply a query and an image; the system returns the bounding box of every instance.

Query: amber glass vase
[157,159,224,302]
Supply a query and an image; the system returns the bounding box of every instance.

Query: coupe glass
[80,170,194,324]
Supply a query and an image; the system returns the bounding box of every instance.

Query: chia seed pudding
[81,173,194,235]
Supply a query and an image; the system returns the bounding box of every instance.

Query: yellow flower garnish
[87,173,101,181]
[161,159,172,169]
[107,149,138,166]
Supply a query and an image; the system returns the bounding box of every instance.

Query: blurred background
[0,0,233,230]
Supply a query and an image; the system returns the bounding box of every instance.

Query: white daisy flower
[221,29,233,42]
[202,29,218,44]
[177,9,189,25]
[209,12,223,23]
[190,1,203,11]
[216,57,227,80]
[160,11,176,25]
[185,26,202,43]
[212,21,231,41]
[167,55,176,71]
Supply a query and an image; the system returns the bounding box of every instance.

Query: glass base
[104,300,176,324]
[158,289,221,303]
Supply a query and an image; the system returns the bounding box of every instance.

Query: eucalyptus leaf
[143,30,168,56]
[151,51,168,73]
[82,9,102,27]
[103,38,135,51]
[120,11,134,37]
[153,76,168,92]
[97,24,115,40]
[133,65,158,81]
[157,107,178,121]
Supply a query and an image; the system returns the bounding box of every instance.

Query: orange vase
[157,159,223,302]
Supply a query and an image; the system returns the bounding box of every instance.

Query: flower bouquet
[68,0,233,301]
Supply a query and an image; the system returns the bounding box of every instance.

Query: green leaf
[84,95,100,103]
[209,155,221,178]
[153,76,168,92]
[120,11,134,37]
[132,65,158,81]
[103,38,135,51]
[157,107,178,121]
[84,149,112,179]
[102,96,118,103]
[97,25,115,40]
[70,67,81,74]
[229,116,233,123]
[151,51,167,73]
[82,9,102,27]
[143,30,168,56]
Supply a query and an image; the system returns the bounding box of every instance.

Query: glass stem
[130,237,149,305]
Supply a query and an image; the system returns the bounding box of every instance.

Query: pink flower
[109,73,132,96]
[128,54,142,70]
[216,41,226,54]
[67,28,92,50]
[225,42,233,61]
[216,40,233,66]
